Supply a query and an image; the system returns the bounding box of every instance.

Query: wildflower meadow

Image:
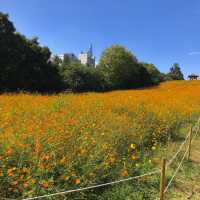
[0,81,200,199]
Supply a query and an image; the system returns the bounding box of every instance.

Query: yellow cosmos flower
[131,155,137,161]
[152,146,156,151]
[130,143,136,150]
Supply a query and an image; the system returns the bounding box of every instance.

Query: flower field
[1,81,200,199]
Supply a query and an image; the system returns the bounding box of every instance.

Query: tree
[63,55,73,65]
[166,63,184,80]
[61,62,104,92]
[141,63,163,85]
[51,55,62,66]
[137,63,153,86]
[98,45,148,89]
[0,12,63,92]
[0,12,15,34]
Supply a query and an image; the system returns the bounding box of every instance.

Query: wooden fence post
[160,158,166,200]
[198,118,200,131]
[187,125,193,161]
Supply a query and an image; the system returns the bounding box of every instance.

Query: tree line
[0,12,184,93]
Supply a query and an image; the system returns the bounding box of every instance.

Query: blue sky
[1,0,200,77]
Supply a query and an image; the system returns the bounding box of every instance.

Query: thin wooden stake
[187,125,193,161]
[198,118,200,131]
[160,158,166,200]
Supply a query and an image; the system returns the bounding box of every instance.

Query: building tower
[88,44,93,57]
[79,44,95,67]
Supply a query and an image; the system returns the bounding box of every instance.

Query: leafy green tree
[166,63,184,80]
[98,45,151,89]
[0,12,165,93]
[63,55,73,65]
[51,55,62,66]
[137,63,153,86]
[98,45,136,89]
[61,62,104,92]
[0,12,62,92]
[141,63,163,84]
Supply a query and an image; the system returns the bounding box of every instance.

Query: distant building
[50,53,78,65]
[51,45,96,67]
[58,53,78,62]
[79,45,95,67]
[188,73,199,80]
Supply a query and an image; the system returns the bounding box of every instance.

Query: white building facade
[51,45,95,67]
[79,45,95,67]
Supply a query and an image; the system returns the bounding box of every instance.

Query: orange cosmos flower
[59,157,66,165]
[121,169,129,177]
[7,168,15,177]
[0,170,3,177]
[75,178,81,185]
[6,149,13,156]
[42,181,49,189]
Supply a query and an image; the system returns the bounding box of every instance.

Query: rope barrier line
[21,170,160,200]
[166,122,199,168]
[21,122,198,200]
[166,122,196,167]
[164,121,200,194]
[2,120,199,200]
[166,132,189,168]
[164,146,189,193]
[2,198,16,200]
[192,124,200,144]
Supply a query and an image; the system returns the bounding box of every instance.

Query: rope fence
[3,118,200,200]
[166,131,189,168]
[159,119,200,200]
[164,145,189,194]
[21,170,161,200]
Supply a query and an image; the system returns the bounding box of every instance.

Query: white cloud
[188,51,200,55]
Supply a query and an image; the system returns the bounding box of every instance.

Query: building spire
[89,43,93,57]
[79,44,95,67]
